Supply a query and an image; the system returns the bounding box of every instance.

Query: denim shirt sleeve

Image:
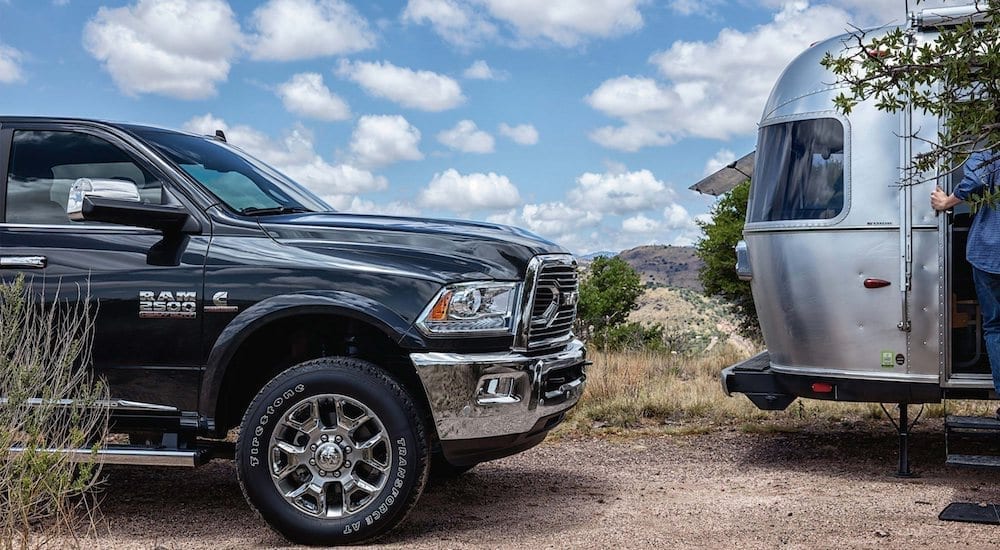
[954,152,988,201]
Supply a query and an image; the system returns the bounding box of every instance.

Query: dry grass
[558,344,1000,437]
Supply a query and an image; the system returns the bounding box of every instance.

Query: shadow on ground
[736,418,1000,503]
[92,457,613,547]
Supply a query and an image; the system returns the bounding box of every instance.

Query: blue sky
[0,0,910,254]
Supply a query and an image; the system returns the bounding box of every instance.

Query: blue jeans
[973,266,1000,392]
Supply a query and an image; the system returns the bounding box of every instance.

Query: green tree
[576,256,649,349]
[820,3,1000,196]
[695,181,759,338]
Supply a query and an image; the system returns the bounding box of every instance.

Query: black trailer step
[945,415,1000,432]
[731,350,770,372]
[939,502,1000,525]
[947,454,1000,469]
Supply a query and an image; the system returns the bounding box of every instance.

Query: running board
[8,445,208,467]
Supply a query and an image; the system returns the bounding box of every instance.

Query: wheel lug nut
[309,458,316,465]
[344,447,352,454]
[344,461,351,468]
[333,470,341,477]
[319,470,326,477]
[321,435,329,442]
[334,435,342,443]
[310,444,317,451]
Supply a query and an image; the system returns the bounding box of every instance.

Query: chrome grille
[516,255,578,351]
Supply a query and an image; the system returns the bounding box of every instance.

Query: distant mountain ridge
[613,245,703,292]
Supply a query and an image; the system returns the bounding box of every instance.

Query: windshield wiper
[239,206,313,216]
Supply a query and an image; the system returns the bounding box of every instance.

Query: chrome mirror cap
[67,178,141,220]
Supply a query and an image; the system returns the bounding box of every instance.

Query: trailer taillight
[811,382,834,393]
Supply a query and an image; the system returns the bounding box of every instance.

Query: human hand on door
[931,186,961,211]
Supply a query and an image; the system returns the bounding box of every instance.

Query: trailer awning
[689,151,754,196]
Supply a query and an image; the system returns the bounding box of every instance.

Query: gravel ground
[83,421,1000,549]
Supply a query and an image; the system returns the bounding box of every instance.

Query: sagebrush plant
[0,275,109,549]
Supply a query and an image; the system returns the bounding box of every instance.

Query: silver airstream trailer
[711,3,999,471]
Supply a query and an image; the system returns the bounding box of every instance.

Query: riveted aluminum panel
[747,229,909,379]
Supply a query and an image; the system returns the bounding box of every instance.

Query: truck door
[0,124,209,411]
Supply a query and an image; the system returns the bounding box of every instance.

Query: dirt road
[91,421,1000,549]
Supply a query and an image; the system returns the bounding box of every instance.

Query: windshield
[135,129,332,215]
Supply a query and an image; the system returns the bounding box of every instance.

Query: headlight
[417,282,520,335]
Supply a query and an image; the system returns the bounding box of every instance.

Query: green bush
[695,181,760,338]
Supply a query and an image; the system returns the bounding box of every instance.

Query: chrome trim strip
[8,446,202,467]
[769,364,939,384]
[0,222,159,233]
[0,255,46,269]
[0,397,179,412]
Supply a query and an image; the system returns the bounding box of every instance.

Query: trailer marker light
[811,382,834,393]
[864,278,891,289]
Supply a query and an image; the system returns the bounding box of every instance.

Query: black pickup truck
[0,117,587,544]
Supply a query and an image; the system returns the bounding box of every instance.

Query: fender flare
[198,291,426,423]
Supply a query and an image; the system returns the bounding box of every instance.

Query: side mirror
[67,178,199,233]
[67,178,141,220]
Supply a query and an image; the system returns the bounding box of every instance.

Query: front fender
[198,291,426,421]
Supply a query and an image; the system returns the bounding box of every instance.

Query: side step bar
[9,445,210,467]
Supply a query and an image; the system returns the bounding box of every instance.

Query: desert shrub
[0,275,109,549]
[594,321,665,352]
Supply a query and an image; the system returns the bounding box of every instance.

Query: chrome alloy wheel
[268,394,393,519]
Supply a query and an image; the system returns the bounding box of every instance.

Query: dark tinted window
[748,118,845,222]
[5,130,162,225]
[136,130,329,215]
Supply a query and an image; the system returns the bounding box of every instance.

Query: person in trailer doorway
[932,150,1000,412]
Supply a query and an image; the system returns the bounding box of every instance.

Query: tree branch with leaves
[821,1,1000,196]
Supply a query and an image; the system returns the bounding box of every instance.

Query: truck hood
[258,211,569,282]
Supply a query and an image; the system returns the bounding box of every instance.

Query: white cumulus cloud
[482,0,645,47]
[703,148,736,176]
[498,123,538,145]
[276,73,351,121]
[437,120,495,153]
[403,0,646,47]
[463,59,506,80]
[662,203,693,229]
[338,59,465,112]
[490,202,601,238]
[587,2,853,151]
[402,0,497,48]
[419,169,521,213]
[83,0,242,99]
[568,169,674,214]
[349,114,423,168]
[0,43,24,84]
[622,213,660,233]
[248,0,375,61]
[182,114,386,209]
[345,197,423,217]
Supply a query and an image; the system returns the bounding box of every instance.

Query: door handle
[0,256,47,269]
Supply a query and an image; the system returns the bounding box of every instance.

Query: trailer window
[749,118,845,222]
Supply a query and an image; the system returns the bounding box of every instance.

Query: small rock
[874,530,890,538]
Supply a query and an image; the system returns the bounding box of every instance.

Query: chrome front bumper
[410,339,587,441]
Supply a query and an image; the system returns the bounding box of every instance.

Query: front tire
[236,357,429,545]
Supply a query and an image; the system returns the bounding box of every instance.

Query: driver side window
[5,130,163,225]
